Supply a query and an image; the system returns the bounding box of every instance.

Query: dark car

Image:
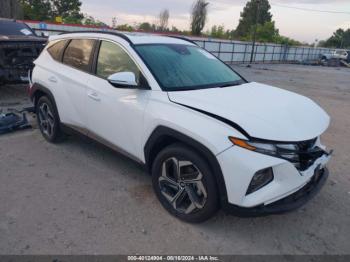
[0,19,46,85]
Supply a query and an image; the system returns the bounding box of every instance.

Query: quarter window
[63,39,95,72]
[47,40,68,61]
[96,41,140,81]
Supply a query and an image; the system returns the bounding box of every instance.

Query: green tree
[250,21,278,42]
[210,25,226,39]
[83,15,106,27]
[116,24,134,32]
[20,0,51,20]
[235,0,272,38]
[51,0,83,23]
[139,22,153,32]
[317,40,326,47]
[190,0,209,36]
[274,35,301,46]
[320,28,350,48]
[208,25,234,39]
[170,26,180,33]
[158,9,169,32]
[239,21,301,45]
[20,0,84,23]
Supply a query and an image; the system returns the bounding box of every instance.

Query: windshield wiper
[218,83,234,88]
[218,81,243,88]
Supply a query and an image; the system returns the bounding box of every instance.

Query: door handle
[48,76,57,83]
[87,91,101,101]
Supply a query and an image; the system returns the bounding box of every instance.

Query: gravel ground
[0,64,349,255]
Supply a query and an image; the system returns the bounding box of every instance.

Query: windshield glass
[0,21,34,36]
[135,44,244,91]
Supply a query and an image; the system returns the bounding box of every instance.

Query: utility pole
[249,0,260,63]
[112,17,117,29]
[340,36,344,49]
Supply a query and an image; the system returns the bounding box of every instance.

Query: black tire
[152,143,219,223]
[36,96,64,143]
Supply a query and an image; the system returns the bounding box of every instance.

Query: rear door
[56,38,96,131]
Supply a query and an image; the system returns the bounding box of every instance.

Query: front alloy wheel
[159,157,207,214]
[152,143,219,223]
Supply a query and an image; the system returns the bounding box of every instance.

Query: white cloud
[335,21,350,29]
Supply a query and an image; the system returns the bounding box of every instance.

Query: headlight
[228,137,304,168]
[229,136,327,172]
[229,137,298,155]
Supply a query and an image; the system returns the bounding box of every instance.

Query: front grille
[297,138,317,151]
[295,138,324,171]
[277,138,325,171]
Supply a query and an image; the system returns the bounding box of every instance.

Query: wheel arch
[31,83,60,121]
[144,126,228,205]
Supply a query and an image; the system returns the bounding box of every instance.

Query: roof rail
[166,35,199,46]
[58,30,133,45]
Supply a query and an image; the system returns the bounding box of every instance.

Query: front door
[86,40,150,159]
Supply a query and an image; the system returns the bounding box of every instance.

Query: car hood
[168,82,330,142]
[0,35,46,42]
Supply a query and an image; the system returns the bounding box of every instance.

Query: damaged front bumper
[217,141,332,217]
[0,41,45,84]
[0,111,31,134]
[223,166,329,217]
[0,67,31,83]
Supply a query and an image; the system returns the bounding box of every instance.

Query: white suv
[29,32,332,222]
[321,50,348,61]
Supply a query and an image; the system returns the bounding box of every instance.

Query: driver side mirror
[107,72,138,88]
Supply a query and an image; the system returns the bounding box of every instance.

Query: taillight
[27,69,34,96]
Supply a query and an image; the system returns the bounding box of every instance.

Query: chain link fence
[192,39,337,64]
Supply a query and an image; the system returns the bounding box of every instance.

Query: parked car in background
[0,18,46,85]
[321,49,348,61]
[29,32,332,223]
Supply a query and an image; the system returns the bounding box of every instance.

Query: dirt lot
[0,64,349,255]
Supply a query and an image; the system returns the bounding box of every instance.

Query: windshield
[135,44,244,91]
[0,21,35,36]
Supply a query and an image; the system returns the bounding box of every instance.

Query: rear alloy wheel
[38,102,55,138]
[36,96,64,143]
[152,144,219,223]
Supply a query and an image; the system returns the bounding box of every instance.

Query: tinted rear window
[47,40,68,61]
[62,39,95,72]
[0,21,35,36]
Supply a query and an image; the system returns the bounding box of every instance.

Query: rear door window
[63,39,95,72]
[47,40,68,61]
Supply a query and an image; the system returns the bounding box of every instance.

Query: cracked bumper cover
[223,167,329,217]
[217,143,331,217]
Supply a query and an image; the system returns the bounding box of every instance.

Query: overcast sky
[80,0,350,43]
